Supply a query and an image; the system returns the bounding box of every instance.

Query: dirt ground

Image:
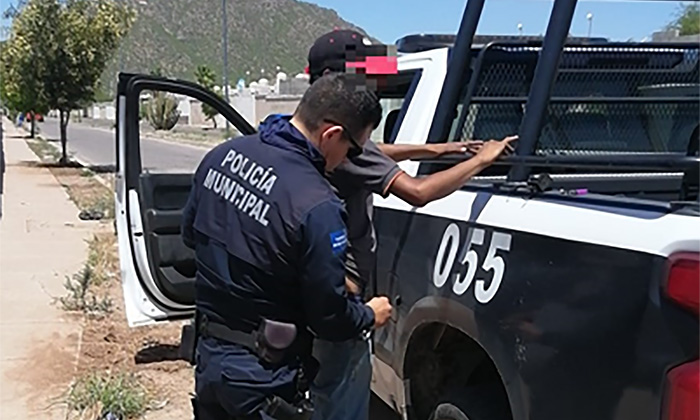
[22,137,195,419]
[73,229,194,420]
[77,262,195,420]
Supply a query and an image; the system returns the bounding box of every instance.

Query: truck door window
[136,88,247,173]
[370,70,421,144]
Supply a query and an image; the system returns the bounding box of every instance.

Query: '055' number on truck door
[433,223,512,303]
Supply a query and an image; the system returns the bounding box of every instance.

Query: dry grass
[64,371,152,420]
[58,234,116,318]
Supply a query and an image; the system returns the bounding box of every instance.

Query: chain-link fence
[454,43,699,155]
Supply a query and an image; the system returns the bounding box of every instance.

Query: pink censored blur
[345,56,398,75]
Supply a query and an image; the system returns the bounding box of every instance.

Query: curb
[69,118,217,151]
[41,137,113,190]
[12,121,113,190]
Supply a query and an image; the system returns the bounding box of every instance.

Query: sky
[306,0,684,43]
[0,0,686,42]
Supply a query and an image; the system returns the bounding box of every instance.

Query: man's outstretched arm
[377,141,482,163]
[388,136,517,207]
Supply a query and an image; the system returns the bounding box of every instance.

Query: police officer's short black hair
[295,73,382,141]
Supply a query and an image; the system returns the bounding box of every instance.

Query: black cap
[307,30,370,81]
[307,30,398,83]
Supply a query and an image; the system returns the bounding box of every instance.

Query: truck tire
[428,384,511,420]
[430,403,471,420]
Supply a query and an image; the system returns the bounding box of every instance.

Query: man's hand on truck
[473,135,518,164]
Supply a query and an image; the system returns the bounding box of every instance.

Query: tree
[1,0,133,162]
[668,3,700,36]
[194,65,220,128]
[46,0,134,163]
[2,0,27,19]
[0,0,53,138]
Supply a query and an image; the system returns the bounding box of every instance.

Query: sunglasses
[323,119,364,159]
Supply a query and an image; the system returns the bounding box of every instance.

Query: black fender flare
[396,296,529,420]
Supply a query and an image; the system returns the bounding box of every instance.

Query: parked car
[25,112,44,123]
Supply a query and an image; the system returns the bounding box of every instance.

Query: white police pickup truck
[115,4,699,420]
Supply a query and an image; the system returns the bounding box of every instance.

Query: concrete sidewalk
[0,118,93,419]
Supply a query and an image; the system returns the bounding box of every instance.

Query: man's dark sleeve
[332,140,403,198]
[298,200,375,341]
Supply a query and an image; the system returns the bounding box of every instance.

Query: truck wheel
[428,384,511,420]
[430,403,470,420]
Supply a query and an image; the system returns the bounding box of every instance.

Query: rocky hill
[100,0,370,93]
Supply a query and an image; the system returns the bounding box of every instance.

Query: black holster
[196,314,318,419]
[179,312,201,366]
[264,395,314,420]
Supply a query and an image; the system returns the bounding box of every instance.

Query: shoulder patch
[329,229,348,255]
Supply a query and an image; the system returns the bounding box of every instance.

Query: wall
[228,93,256,126]
[254,95,302,126]
[81,93,301,128]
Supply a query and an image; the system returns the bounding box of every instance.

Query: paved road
[40,118,207,173]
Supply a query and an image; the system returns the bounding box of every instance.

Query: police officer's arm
[299,201,375,341]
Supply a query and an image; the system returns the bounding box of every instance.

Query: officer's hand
[366,296,393,328]
[474,135,518,164]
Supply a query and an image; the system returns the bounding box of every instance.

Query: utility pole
[587,12,593,38]
[118,0,124,74]
[222,0,230,134]
[116,0,127,95]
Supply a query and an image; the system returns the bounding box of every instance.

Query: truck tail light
[663,360,700,420]
[666,253,700,316]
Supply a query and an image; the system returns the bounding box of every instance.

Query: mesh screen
[456,44,699,154]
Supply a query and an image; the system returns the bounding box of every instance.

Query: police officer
[182,73,393,420]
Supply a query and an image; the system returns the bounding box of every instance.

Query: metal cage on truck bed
[418,0,699,204]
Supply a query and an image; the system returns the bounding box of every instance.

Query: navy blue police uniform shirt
[259,114,402,298]
[181,116,375,413]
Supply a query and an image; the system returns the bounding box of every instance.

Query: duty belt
[199,318,259,353]
[196,315,316,420]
